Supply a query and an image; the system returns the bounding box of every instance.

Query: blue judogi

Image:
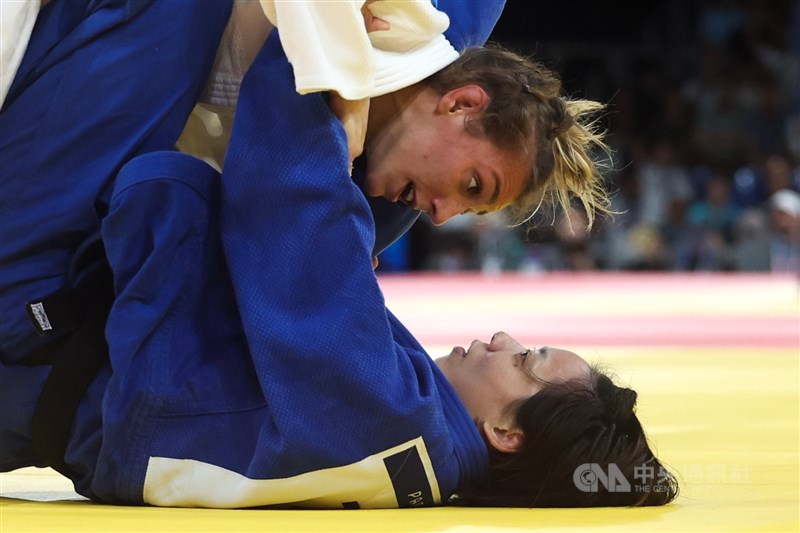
[0,0,233,361]
[49,65,488,502]
[1,0,505,505]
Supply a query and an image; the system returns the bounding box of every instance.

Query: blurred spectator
[682,46,758,170]
[768,189,800,272]
[763,154,798,197]
[731,208,772,271]
[514,210,609,272]
[636,140,695,239]
[417,216,478,272]
[589,164,669,270]
[473,213,526,274]
[674,173,740,270]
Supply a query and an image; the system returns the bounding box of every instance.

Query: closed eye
[518,348,535,367]
[517,349,542,382]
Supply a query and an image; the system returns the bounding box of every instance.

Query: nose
[489,331,518,350]
[491,332,506,343]
[429,197,466,226]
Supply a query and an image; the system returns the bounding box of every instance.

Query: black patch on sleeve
[383,446,434,507]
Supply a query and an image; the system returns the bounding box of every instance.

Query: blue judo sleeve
[0,0,232,360]
[440,0,505,50]
[90,152,257,503]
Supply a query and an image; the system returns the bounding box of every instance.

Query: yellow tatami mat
[2,273,798,532]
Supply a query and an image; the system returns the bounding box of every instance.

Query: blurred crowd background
[376,0,800,274]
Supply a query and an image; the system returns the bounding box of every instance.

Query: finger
[367,16,390,32]
[362,0,390,32]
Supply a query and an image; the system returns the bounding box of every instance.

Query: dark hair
[455,367,679,507]
[426,45,612,228]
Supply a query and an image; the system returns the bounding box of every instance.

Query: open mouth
[399,182,415,207]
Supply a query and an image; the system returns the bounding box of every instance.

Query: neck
[365,84,428,148]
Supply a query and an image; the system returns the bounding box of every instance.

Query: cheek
[424,156,462,194]
[479,360,519,401]
[499,366,540,404]
[426,134,463,169]
[455,361,494,397]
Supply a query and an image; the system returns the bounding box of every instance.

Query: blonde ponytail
[511,98,612,229]
[427,45,613,230]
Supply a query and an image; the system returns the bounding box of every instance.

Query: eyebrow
[525,348,546,372]
[489,170,501,206]
[473,170,501,216]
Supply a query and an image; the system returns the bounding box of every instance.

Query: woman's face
[435,332,590,427]
[363,86,530,225]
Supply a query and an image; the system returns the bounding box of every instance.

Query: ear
[436,85,489,115]
[482,421,524,453]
